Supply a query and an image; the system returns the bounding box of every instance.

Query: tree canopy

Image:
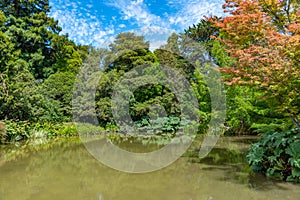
[213,0,300,128]
[0,0,87,122]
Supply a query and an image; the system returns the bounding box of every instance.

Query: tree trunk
[290,115,300,130]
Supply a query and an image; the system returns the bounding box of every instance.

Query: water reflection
[0,136,300,200]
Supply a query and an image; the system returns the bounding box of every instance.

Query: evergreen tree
[0,1,84,122]
[104,32,157,72]
[0,0,65,79]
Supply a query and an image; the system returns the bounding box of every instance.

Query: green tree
[92,33,183,128]
[0,1,84,122]
[38,72,77,121]
[155,33,215,133]
[185,16,220,47]
[50,35,83,73]
[215,0,300,129]
[154,33,195,80]
[104,32,157,72]
[0,0,68,79]
[0,10,37,120]
[72,48,107,124]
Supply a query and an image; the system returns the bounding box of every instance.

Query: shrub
[135,116,192,134]
[75,123,104,135]
[3,120,31,142]
[0,121,79,143]
[247,129,300,182]
[32,122,78,137]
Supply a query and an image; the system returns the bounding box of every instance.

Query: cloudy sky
[49,0,225,49]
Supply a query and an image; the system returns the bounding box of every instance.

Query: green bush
[135,116,192,134]
[31,122,78,137]
[247,129,300,182]
[1,120,79,143]
[76,123,104,135]
[3,120,31,142]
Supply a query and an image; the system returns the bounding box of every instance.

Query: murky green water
[0,136,300,200]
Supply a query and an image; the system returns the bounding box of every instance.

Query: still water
[0,137,300,200]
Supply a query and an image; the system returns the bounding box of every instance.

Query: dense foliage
[184,1,300,134]
[214,0,300,129]
[0,120,78,142]
[0,0,87,124]
[73,32,211,133]
[247,129,300,182]
[183,0,300,182]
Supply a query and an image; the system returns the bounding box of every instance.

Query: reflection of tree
[0,139,209,200]
[185,137,255,185]
[185,136,300,190]
[1,137,300,199]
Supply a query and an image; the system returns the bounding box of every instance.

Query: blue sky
[49,0,224,49]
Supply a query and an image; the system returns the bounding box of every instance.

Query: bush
[135,116,192,134]
[247,129,300,182]
[3,120,31,142]
[75,123,104,135]
[29,122,78,137]
[0,120,79,143]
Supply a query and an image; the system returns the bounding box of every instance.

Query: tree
[185,16,221,49]
[154,33,196,80]
[0,0,68,79]
[184,13,293,135]
[50,35,82,73]
[0,0,51,17]
[0,1,84,122]
[38,72,77,120]
[0,10,36,120]
[214,0,300,129]
[162,32,180,54]
[93,33,164,127]
[104,32,157,72]
[155,33,217,133]
[72,48,106,124]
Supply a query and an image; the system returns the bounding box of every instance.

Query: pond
[0,136,300,200]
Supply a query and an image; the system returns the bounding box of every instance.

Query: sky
[49,0,225,50]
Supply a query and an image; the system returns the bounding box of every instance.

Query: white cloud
[107,0,224,31]
[103,0,225,50]
[106,0,166,27]
[119,24,126,28]
[86,4,93,8]
[167,0,225,29]
[50,0,115,47]
[131,27,175,52]
[50,0,225,49]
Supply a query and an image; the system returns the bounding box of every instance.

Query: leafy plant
[135,116,192,134]
[0,121,79,143]
[215,0,300,129]
[75,123,104,135]
[3,120,31,142]
[247,128,300,182]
